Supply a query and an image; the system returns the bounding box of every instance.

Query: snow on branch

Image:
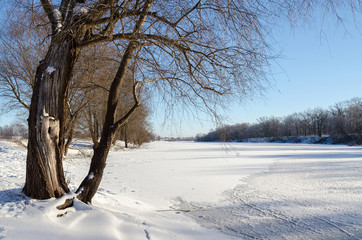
[40,0,63,33]
[46,66,56,74]
[74,4,90,16]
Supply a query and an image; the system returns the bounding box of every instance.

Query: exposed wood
[56,197,75,210]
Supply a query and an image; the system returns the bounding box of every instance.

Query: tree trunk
[124,127,128,148]
[76,43,138,203]
[317,122,322,137]
[76,1,152,204]
[87,109,100,149]
[23,37,77,199]
[64,122,75,156]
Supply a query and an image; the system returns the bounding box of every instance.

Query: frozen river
[0,140,361,239]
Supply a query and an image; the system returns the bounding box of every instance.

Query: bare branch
[59,0,70,19]
[113,81,141,131]
[40,0,63,33]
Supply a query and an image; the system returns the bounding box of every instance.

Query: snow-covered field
[0,140,361,239]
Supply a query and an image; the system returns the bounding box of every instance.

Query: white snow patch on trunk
[46,66,56,74]
[52,8,63,32]
[87,172,94,180]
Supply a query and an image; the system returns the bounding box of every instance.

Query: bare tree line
[197,97,362,144]
[0,123,27,139]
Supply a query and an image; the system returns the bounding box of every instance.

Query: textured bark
[23,37,77,199]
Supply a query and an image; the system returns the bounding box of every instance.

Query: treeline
[0,119,155,148]
[0,124,27,139]
[196,97,362,144]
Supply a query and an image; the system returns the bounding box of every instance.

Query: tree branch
[59,0,71,19]
[40,0,63,33]
[112,82,141,131]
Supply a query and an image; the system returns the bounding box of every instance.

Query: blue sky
[154,14,362,137]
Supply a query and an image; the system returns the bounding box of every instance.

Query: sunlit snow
[0,140,361,239]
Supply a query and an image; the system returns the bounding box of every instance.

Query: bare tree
[344,98,362,134]
[71,44,120,149]
[309,108,329,137]
[0,8,48,112]
[16,0,277,203]
[117,102,153,147]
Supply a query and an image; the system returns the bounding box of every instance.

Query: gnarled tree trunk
[23,37,78,199]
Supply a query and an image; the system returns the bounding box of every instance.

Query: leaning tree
[22,0,276,203]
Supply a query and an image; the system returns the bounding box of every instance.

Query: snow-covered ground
[0,140,361,239]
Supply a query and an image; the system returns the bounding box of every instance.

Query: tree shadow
[0,187,29,206]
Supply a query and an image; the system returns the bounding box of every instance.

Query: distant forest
[196,97,362,145]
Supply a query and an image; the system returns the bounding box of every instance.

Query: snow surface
[0,140,361,239]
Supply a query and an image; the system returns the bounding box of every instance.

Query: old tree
[22,0,272,203]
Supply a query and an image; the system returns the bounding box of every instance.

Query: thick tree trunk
[23,38,77,199]
[76,134,112,203]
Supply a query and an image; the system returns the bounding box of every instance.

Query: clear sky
[154,12,362,137]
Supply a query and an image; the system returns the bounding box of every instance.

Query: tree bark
[64,121,75,156]
[124,127,128,148]
[76,43,138,203]
[23,37,77,199]
[76,0,153,204]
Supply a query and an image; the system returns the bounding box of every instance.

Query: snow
[46,66,56,74]
[74,5,89,15]
[0,140,361,239]
[51,8,62,32]
[87,172,94,180]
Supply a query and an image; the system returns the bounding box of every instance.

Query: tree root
[56,197,75,210]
